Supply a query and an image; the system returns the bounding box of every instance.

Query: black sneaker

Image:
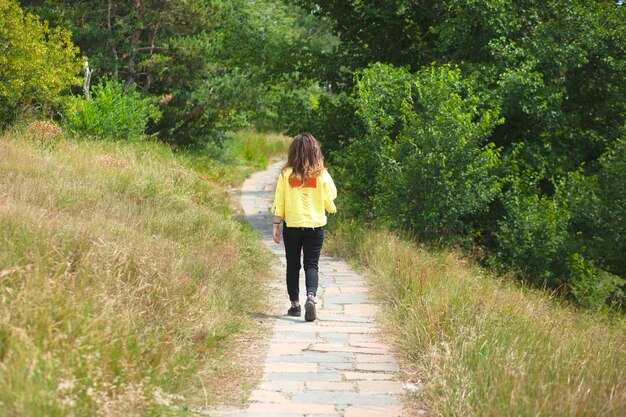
[287,305,301,317]
[304,297,316,322]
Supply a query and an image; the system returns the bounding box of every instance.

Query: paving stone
[344,304,381,317]
[266,352,353,364]
[263,372,342,382]
[257,381,305,393]
[321,266,354,272]
[316,332,350,344]
[348,334,381,344]
[246,403,336,415]
[356,381,404,395]
[250,389,291,403]
[343,405,402,417]
[325,277,364,283]
[305,381,356,392]
[319,303,343,311]
[265,362,318,373]
[334,286,369,294]
[354,362,399,372]
[317,314,374,323]
[244,414,304,417]
[268,343,311,356]
[272,324,326,332]
[328,279,365,284]
[318,362,354,371]
[290,392,400,406]
[354,354,397,363]
[216,160,405,417]
[319,261,352,270]
[306,326,378,335]
[302,415,339,417]
[343,372,395,381]
[270,332,318,342]
[348,342,390,351]
[324,294,369,304]
[309,343,388,354]
[275,315,315,326]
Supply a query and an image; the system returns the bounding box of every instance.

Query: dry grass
[0,128,286,416]
[325,221,626,417]
[178,130,291,187]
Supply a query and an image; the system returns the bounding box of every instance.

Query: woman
[272,132,337,321]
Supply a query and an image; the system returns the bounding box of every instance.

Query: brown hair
[284,132,324,183]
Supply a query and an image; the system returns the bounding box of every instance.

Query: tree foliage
[288,0,626,307]
[339,64,503,239]
[0,0,81,126]
[64,79,161,142]
[23,0,333,146]
[291,0,626,173]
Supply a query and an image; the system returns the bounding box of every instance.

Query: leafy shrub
[284,92,366,162]
[593,139,626,276]
[495,187,571,288]
[0,0,81,126]
[336,63,503,237]
[569,253,624,310]
[495,163,625,307]
[64,80,161,142]
[561,140,626,307]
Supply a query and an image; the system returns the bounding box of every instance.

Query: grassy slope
[0,129,288,416]
[325,221,625,417]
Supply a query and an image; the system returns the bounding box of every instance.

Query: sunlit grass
[0,127,285,416]
[177,130,290,186]
[325,220,626,417]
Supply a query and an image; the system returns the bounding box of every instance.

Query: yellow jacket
[272,167,337,227]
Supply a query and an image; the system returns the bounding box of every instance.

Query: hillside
[324,222,626,416]
[0,128,286,416]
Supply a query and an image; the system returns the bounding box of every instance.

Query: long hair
[284,132,324,183]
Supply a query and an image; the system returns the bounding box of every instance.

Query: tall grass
[177,130,291,186]
[0,127,286,416]
[325,220,625,417]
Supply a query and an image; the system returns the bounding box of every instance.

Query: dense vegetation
[1,0,623,308]
[325,222,625,416]
[0,0,81,125]
[18,0,335,146]
[284,0,626,309]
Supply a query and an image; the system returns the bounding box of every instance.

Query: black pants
[283,224,324,301]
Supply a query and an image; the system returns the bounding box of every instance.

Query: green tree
[23,0,334,146]
[339,63,502,238]
[288,0,626,304]
[290,0,626,174]
[0,0,81,126]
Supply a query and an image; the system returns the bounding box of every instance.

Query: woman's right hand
[273,224,281,244]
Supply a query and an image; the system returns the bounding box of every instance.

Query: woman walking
[272,132,337,321]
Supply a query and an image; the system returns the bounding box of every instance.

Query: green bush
[336,63,503,238]
[495,187,571,288]
[569,253,624,310]
[593,139,626,276]
[0,0,81,126]
[64,80,161,142]
[284,92,366,162]
[495,163,625,308]
[562,140,626,307]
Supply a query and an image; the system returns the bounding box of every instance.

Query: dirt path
[214,160,406,417]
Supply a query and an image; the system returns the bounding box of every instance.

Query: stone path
[235,160,405,417]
